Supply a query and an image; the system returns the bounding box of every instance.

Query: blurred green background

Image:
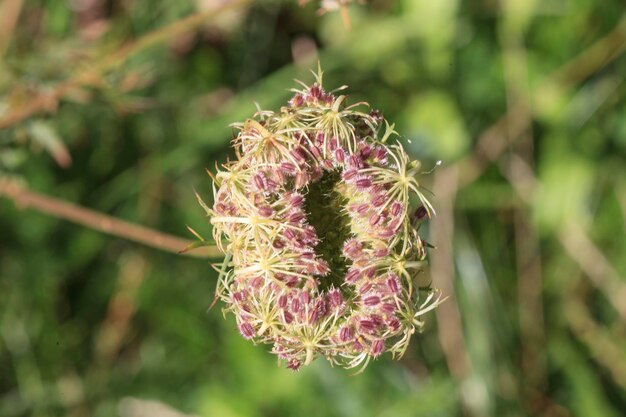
[1,0,626,416]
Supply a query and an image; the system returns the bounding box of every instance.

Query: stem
[0,0,252,130]
[0,179,222,258]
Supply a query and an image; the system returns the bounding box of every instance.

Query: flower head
[207,68,442,371]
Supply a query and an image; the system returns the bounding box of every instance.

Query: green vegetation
[1,0,625,416]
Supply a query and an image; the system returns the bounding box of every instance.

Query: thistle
[206,68,442,371]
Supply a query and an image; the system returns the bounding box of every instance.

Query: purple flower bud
[283,275,299,287]
[360,282,373,294]
[289,193,304,207]
[342,169,357,181]
[381,303,396,314]
[250,276,263,289]
[391,202,403,217]
[363,295,381,307]
[339,326,353,342]
[322,159,334,170]
[356,178,372,189]
[278,295,288,309]
[360,144,372,159]
[328,289,344,309]
[300,291,310,305]
[232,291,246,303]
[311,260,330,275]
[315,132,325,146]
[359,319,377,333]
[373,248,389,258]
[386,275,400,294]
[310,299,327,323]
[284,228,297,241]
[258,206,273,217]
[371,314,384,326]
[374,147,387,162]
[347,154,364,169]
[301,227,317,243]
[310,145,322,159]
[292,148,308,164]
[334,148,345,164]
[287,359,301,371]
[290,94,304,107]
[414,205,428,220]
[239,322,255,339]
[291,298,301,313]
[295,172,309,189]
[370,109,383,121]
[310,84,322,100]
[369,214,383,226]
[283,310,294,324]
[287,211,305,223]
[371,194,386,207]
[356,204,370,215]
[215,202,227,213]
[343,239,364,260]
[300,252,315,260]
[265,178,278,191]
[274,169,286,185]
[388,317,401,331]
[363,265,377,278]
[371,339,385,357]
[253,173,265,190]
[345,268,361,284]
[280,161,297,175]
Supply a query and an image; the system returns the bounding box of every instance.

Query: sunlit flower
[205,68,442,371]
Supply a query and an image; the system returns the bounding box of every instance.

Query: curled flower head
[207,68,442,371]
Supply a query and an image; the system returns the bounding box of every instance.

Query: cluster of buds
[206,69,442,371]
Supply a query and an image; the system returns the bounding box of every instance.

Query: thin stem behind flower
[0,178,220,258]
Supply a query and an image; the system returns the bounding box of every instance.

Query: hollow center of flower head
[303,170,352,291]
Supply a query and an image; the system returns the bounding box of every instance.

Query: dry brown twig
[0,178,221,258]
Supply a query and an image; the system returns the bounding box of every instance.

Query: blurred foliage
[1,0,626,417]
